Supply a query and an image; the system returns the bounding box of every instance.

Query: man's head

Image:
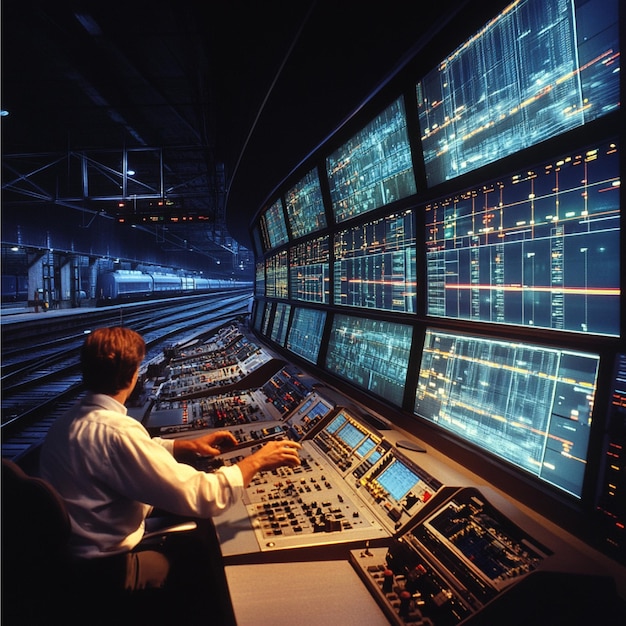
[81,327,146,395]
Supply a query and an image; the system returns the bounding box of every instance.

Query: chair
[1,458,72,625]
[1,458,236,625]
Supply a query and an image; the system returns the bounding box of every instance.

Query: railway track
[1,291,252,466]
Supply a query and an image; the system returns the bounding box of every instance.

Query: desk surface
[225,560,390,626]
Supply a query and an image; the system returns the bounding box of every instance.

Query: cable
[224,1,317,210]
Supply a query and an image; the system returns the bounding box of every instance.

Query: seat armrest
[141,519,198,542]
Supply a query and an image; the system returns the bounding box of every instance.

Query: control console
[349,486,621,625]
[214,398,448,554]
[310,410,445,533]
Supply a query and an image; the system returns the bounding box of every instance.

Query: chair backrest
[2,458,71,558]
[1,458,72,623]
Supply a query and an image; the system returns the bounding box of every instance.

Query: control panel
[309,410,445,534]
[233,442,389,551]
[348,486,611,625]
[215,401,448,554]
[351,488,551,626]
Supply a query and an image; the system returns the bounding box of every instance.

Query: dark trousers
[68,518,236,626]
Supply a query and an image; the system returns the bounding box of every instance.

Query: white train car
[96,270,153,302]
[95,270,252,305]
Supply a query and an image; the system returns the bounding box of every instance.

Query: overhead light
[0,110,9,117]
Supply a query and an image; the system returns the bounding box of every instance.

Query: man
[40,326,301,621]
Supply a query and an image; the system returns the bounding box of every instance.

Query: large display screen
[264,251,288,299]
[286,307,327,364]
[251,226,264,258]
[327,97,417,223]
[285,168,327,238]
[414,328,600,498]
[254,261,265,297]
[595,353,626,558]
[261,302,272,336]
[425,140,620,335]
[270,302,291,346]
[417,0,621,187]
[260,198,289,250]
[334,209,417,313]
[326,314,413,406]
[289,235,330,304]
[252,301,264,332]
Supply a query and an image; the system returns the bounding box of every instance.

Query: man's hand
[173,430,238,459]
[236,439,302,487]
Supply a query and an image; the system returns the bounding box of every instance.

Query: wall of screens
[284,168,327,239]
[334,209,417,313]
[261,301,273,336]
[265,251,288,299]
[327,97,417,223]
[417,0,621,187]
[285,307,327,364]
[415,328,600,498]
[270,302,291,346]
[425,140,621,335]
[254,261,265,297]
[248,0,621,518]
[260,198,289,250]
[252,300,264,332]
[326,314,413,406]
[289,235,330,304]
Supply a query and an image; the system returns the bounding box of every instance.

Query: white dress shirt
[40,392,243,558]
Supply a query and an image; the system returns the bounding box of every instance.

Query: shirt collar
[83,391,128,415]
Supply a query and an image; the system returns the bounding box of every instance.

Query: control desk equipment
[201,391,623,623]
[349,486,623,625]
[213,391,452,556]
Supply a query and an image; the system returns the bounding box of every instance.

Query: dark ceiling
[2,0,464,270]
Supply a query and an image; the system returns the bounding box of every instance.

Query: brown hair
[81,327,145,395]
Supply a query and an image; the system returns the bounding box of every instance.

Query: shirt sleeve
[152,435,175,455]
[100,420,245,519]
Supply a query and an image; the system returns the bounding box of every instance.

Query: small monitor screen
[334,209,417,313]
[265,251,288,299]
[289,235,330,304]
[424,140,620,336]
[417,0,620,187]
[306,400,332,422]
[270,302,291,345]
[415,328,600,498]
[286,397,334,441]
[326,314,413,406]
[367,448,384,467]
[335,421,366,449]
[327,97,417,223]
[326,413,348,434]
[296,396,317,416]
[355,436,377,459]
[376,458,421,502]
[261,198,289,250]
[285,168,327,238]
[286,307,327,364]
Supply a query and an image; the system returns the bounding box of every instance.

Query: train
[96,270,252,305]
